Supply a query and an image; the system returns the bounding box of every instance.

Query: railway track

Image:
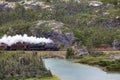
[0,51,67,58]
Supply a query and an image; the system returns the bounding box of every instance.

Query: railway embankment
[0,51,67,59]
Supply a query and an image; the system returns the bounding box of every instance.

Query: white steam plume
[0,34,53,46]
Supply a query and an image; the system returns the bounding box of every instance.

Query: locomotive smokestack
[0,34,53,46]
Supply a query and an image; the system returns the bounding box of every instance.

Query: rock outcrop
[89,1,103,7]
[0,0,53,12]
[32,20,74,48]
[72,42,89,56]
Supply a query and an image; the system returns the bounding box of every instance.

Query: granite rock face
[32,20,75,47]
[49,31,74,48]
[30,30,74,48]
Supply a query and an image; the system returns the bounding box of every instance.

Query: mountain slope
[0,0,120,48]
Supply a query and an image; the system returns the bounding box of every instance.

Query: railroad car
[0,42,59,51]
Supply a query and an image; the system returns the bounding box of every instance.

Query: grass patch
[0,51,66,57]
[76,52,120,72]
[26,75,60,80]
[37,51,66,56]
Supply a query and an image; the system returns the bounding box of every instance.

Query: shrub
[66,48,74,58]
[99,60,111,67]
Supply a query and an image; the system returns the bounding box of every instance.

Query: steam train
[0,42,59,51]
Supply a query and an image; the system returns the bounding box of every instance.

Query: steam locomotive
[0,42,59,51]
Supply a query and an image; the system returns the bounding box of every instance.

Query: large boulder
[112,40,120,50]
[89,1,103,7]
[72,42,89,56]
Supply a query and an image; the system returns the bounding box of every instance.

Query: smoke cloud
[0,34,53,46]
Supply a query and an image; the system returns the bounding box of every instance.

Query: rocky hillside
[0,0,120,48]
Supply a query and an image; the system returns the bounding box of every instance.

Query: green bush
[66,48,74,58]
[99,60,111,67]
[106,59,120,71]
[100,0,119,5]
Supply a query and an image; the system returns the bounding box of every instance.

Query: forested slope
[0,0,120,48]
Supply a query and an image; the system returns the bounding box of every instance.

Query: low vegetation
[76,52,120,72]
[66,48,74,58]
[26,75,60,80]
[0,51,53,80]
